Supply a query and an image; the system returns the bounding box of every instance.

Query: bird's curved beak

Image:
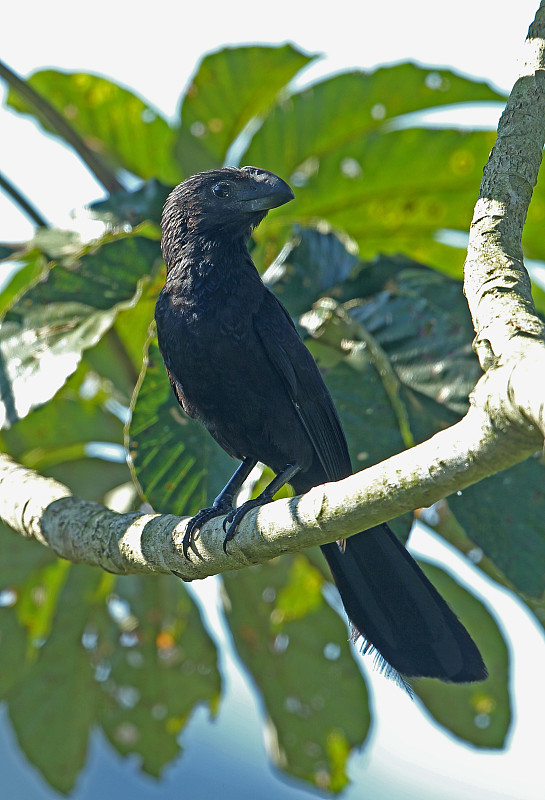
[237,166,294,211]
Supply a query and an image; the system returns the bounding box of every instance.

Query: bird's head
[161,166,294,267]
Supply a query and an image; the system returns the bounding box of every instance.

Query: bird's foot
[182,501,233,558]
[222,497,271,553]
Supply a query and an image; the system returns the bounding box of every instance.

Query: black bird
[155,165,487,686]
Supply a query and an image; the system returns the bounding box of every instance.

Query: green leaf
[0,334,141,500]
[449,458,545,596]
[174,44,314,174]
[29,227,84,260]
[0,602,28,696]
[344,266,481,415]
[299,267,477,454]
[268,229,479,417]
[2,264,175,505]
[90,179,170,228]
[96,575,221,777]
[7,566,102,794]
[16,559,71,649]
[0,250,46,317]
[0,524,55,696]
[274,554,325,622]
[112,273,163,376]
[412,562,510,748]
[0,235,160,428]
[312,355,406,469]
[2,360,124,463]
[7,71,181,184]
[0,531,221,791]
[521,166,545,262]
[244,63,504,179]
[128,336,234,514]
[0,521,57,587]
[47,459,132,503]
[263,225,359,316]
[519,175,545,314]
[0,245,15,260]
[242,64,500,272]
[222,555,370,792]
[270,126,493,273]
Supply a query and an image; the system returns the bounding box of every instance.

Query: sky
[1,2,545,799]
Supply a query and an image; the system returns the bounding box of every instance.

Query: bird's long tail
[320,524,487,684]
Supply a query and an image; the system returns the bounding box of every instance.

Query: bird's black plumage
[155,166,487,686]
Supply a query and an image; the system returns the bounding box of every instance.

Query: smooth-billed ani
[155,166,487,686]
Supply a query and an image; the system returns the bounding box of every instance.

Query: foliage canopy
[0,44,542,793]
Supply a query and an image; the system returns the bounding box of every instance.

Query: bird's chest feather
[155,253,314,470]
[155,265,263,409]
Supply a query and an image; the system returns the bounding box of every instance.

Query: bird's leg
[222,462,302,552]
[182,457,257,557]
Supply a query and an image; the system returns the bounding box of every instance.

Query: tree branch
[463,3,545,439]
[0,398,538,581]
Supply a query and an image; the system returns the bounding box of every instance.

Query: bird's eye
[212,182,231,198]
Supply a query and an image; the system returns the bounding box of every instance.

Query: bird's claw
[182,515,204,559]
[182,504,232,559]
[183,498,269,558]
[221,498,266,553]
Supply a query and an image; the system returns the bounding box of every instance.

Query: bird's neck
[164,233,258,294]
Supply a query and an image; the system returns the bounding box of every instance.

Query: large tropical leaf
[238,64,506,273]
[96,574,221,777]
[0,530,221,791]
[449,458,545,597]
[0,234,160,429]
[243,63,505,179]
[412,561,510,748]
[174,44,314,175]
[222,554,370,792]
[7,71,181,184]
[248,124,496,274]
[7,566,102,794]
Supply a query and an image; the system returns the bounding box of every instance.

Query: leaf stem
[0,170,48,228]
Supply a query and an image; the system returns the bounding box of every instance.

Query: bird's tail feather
[320,524,487,685]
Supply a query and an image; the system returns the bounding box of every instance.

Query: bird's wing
[253,287,351,481]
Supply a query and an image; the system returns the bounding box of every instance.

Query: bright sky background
[1,2,545,799]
